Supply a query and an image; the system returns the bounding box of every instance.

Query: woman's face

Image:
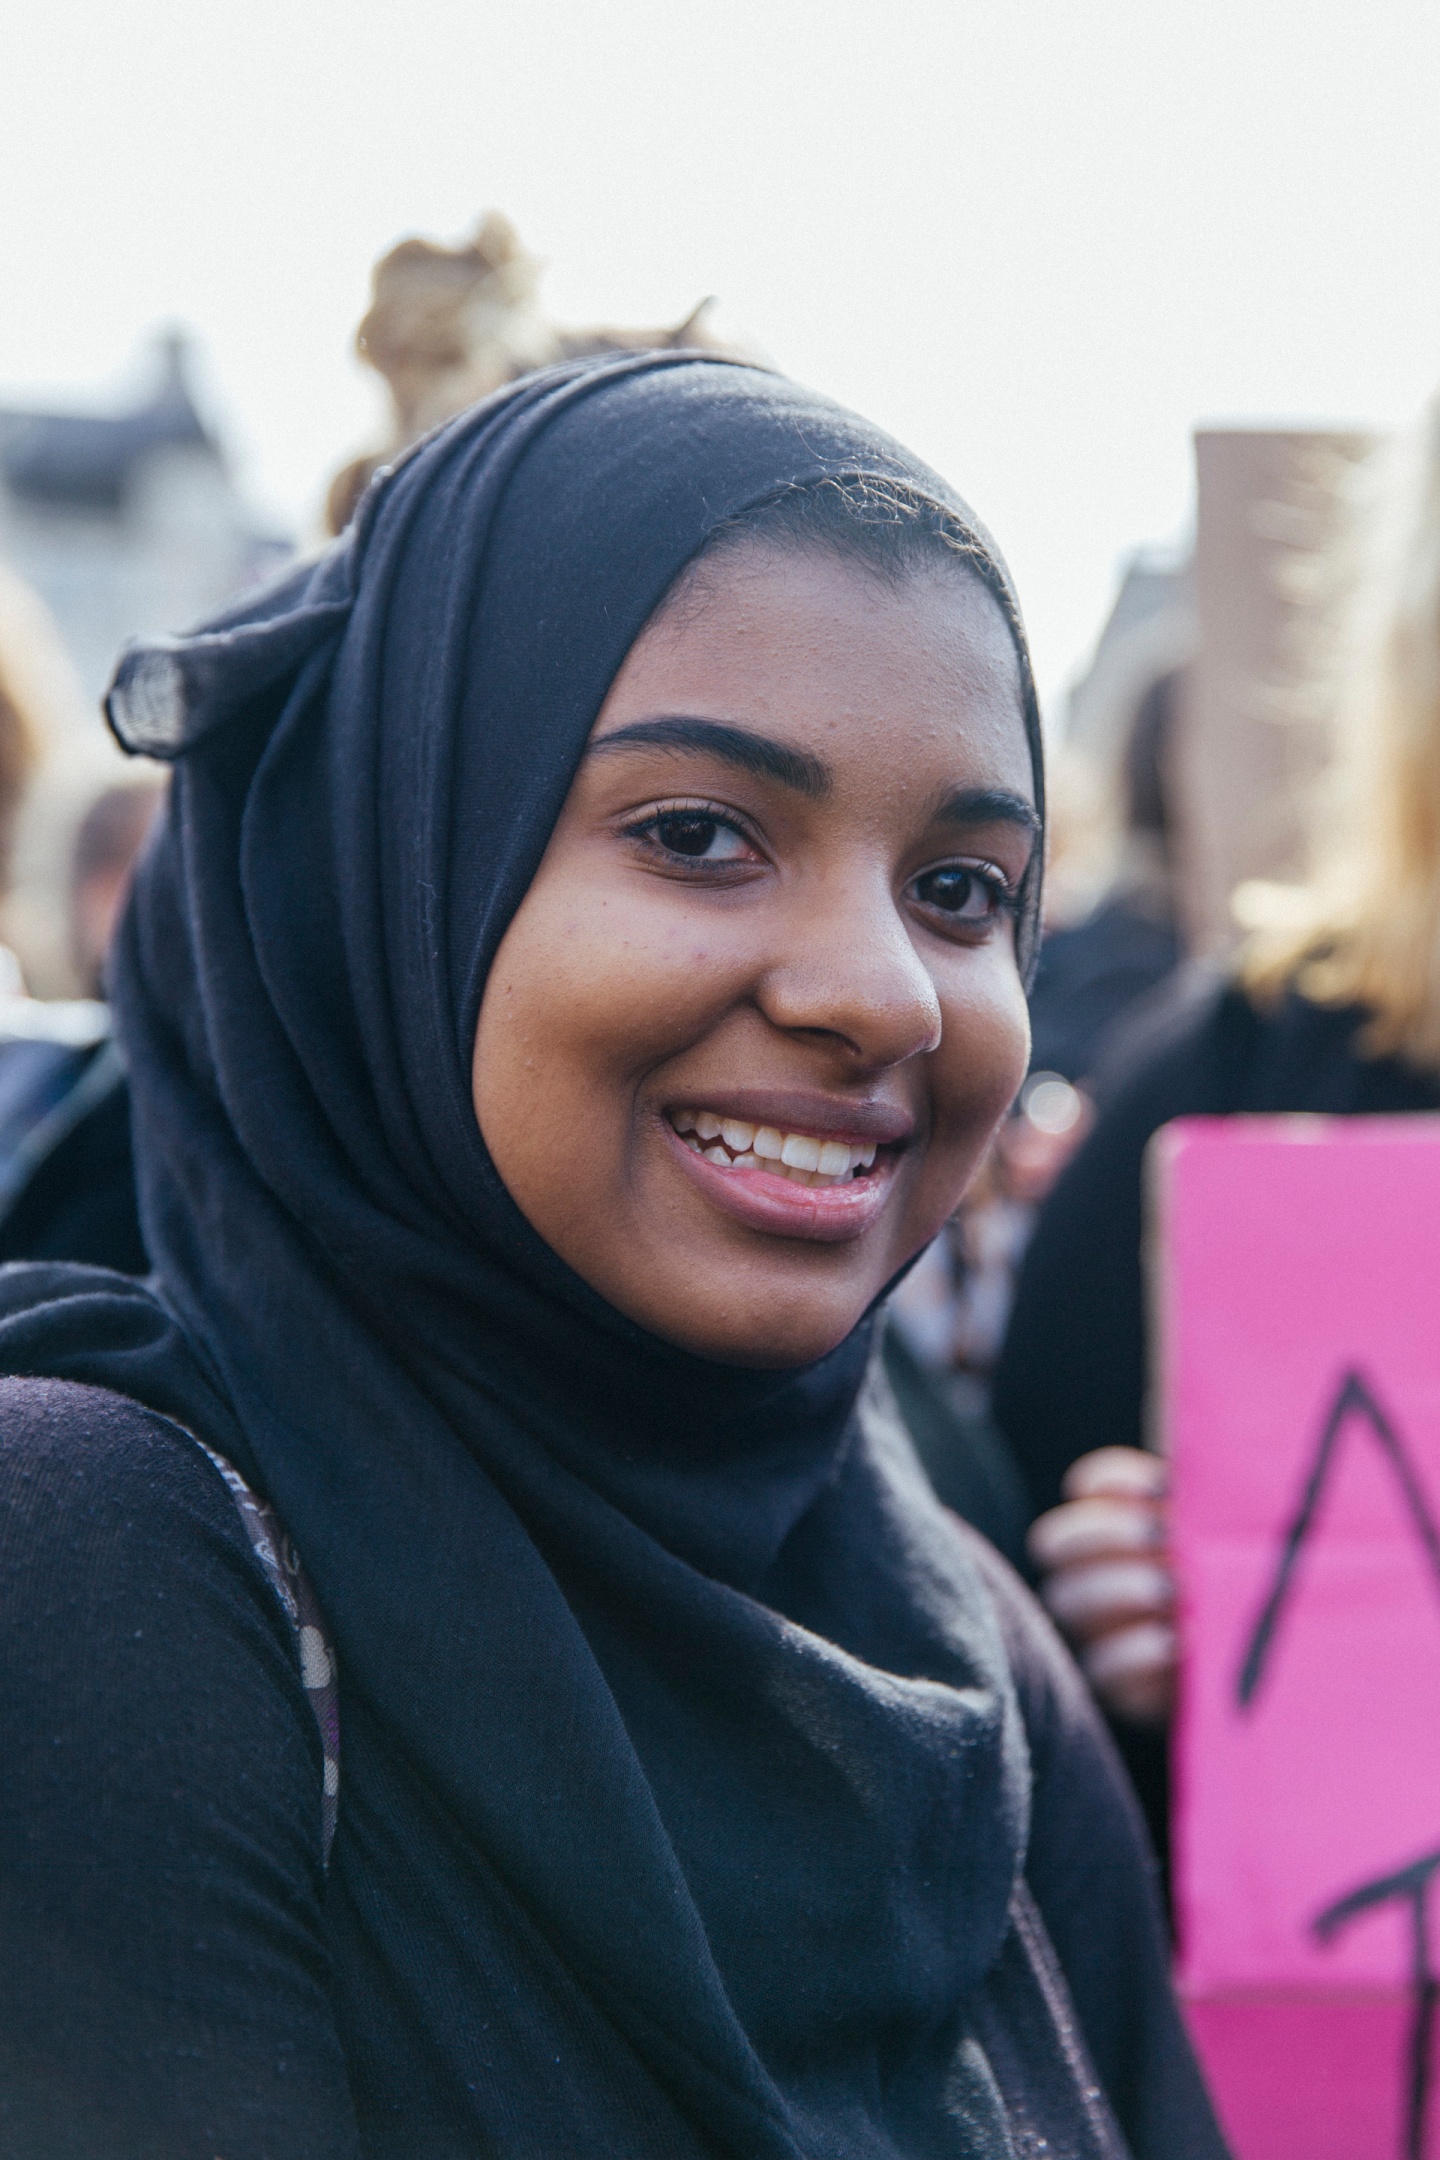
[473,542,1037,1367]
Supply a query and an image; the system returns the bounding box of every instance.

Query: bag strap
[190,1435,341,1867]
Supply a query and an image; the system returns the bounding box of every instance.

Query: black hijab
[0,357,1117,2156]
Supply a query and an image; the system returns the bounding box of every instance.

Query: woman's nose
[753,872,943,1071]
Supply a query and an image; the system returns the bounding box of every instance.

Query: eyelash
[622,800,1022,934]
[909,859,1021,928]
[621,800,765,871]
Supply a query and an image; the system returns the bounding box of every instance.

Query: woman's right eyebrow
[585,717,832,799]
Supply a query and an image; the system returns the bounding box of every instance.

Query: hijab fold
[0,356,1093,2156]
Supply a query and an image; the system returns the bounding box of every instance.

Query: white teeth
[672,1111,885,1183]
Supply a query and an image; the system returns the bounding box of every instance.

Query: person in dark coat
[0,358,1225,2159]
[996,392,1440,1858]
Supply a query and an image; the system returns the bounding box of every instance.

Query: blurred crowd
[4,210,1440,1876]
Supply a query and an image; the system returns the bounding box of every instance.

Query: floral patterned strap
[190,1436,341,1867]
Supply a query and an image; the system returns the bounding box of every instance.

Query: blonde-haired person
[991,396,1440,1854]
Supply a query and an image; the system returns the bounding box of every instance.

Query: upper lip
[662,1088,915,1147]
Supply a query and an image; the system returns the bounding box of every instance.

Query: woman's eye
[649,812,753,862]
[911,865,1007,922]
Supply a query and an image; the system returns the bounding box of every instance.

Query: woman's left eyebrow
[586,717,831,798]
[932,787,1040,840]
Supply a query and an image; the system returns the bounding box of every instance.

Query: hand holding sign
[1028,1446,1176,1724]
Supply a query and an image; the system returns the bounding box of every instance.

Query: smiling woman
[0,357,1224,2159]
[475,518,1038,1365]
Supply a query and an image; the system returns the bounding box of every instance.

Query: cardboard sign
[1156,1115,1440,2160]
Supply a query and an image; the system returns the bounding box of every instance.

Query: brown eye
[652,812,751,861]
[913,866,1001,921]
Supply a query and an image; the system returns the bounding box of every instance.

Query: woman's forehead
[599,545,1034,798]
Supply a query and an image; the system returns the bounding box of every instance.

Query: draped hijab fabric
[0,356,1114,2155]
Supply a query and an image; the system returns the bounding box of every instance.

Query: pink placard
[1156,1115,1440,2160]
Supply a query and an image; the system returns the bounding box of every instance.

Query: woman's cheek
[932,959,1032,1154]
[520,889,749,1089]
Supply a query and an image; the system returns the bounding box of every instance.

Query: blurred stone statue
[326,213,741,534]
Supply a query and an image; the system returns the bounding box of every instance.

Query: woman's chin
[634,1283,874,1370]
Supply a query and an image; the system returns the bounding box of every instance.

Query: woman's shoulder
[1091,968,1440,1120]
[0,1373,269,1571]
[1240,987,1440,1111]
[0,1374,323,1812]
[0,1367,221,1469]
[1086,968,1261,1117]
[0,1374,358,2147]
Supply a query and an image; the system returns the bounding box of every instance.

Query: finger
[1062,1447,1167,1503]
[1040,1560,1174,1640]
[1028,1495,1166,1571]
[1080,1620,1177,1725]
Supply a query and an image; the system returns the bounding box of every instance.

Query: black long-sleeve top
[0,1376,1221,2159]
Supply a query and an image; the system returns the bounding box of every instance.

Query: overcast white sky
[3,0,1440,704]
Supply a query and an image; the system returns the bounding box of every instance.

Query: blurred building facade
[1065,547,1195,772]
[0,334,290,706]
[1062,428,1373,957]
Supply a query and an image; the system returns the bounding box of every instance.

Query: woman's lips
[661,1116,899,1244]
